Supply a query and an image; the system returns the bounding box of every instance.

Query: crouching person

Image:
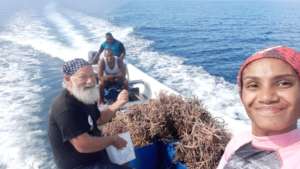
[98,48,128,104]
[48,58,131,169]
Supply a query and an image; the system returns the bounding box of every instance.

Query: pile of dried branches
[101,93,230,169]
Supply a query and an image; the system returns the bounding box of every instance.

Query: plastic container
[106,132,136,165]
[159,141,188,169]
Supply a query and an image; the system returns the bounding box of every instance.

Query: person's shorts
[104,80,125,104]
[104,80,124,90]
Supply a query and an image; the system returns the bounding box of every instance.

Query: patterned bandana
[62,58,91,76]
[237,46,300,91]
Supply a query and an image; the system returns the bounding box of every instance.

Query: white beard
[71,85,99,105]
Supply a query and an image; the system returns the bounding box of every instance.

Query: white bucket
[106,132,136,165]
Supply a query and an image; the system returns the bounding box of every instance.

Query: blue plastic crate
[158,142,188,169]
[128,142,188,169]
[128,143,160,169]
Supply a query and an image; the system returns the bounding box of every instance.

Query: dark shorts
[78,161,131,169]
[103,80,125,104]
[104,80,125,89]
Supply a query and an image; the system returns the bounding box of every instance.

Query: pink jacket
[217,128,300,169]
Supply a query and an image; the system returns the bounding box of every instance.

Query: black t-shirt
[48,89,107,169]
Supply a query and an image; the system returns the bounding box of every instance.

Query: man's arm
[98,59,105,82]
[70,133,127,153]
[97,90,128,125]
[113,59,126,80]
[118,59,126,77]
[96,45,104,63]
[119,42,126,60]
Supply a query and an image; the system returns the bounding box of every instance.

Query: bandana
[237,46,300,91]
[62,58,91,76]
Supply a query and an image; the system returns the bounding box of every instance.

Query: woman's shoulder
[224,130,252,157]
[216,130,252,169]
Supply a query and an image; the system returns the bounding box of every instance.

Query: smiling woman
[241,58,300,136]
[217,46,300,169]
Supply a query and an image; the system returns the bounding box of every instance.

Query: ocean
[0,0,300,168]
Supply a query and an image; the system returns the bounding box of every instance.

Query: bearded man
[48,58,131,169]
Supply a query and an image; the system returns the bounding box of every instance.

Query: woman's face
[241,58,300,136]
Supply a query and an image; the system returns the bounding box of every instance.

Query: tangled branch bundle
[101,93,230,169]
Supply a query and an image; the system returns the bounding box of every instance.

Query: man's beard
[71,84,99,105]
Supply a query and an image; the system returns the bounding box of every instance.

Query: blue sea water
[111,0,300,82]
[0,0,300,168]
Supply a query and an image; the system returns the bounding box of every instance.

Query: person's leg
[103,81,118,103]
[112,79,127,90]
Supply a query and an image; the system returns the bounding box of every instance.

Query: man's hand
[112,135,127,149]
[98,90,128,125]
[116,90,128,107]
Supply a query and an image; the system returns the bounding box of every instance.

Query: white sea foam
[0,45,55,169]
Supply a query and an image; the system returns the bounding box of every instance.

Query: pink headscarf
[237,46,300,92]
